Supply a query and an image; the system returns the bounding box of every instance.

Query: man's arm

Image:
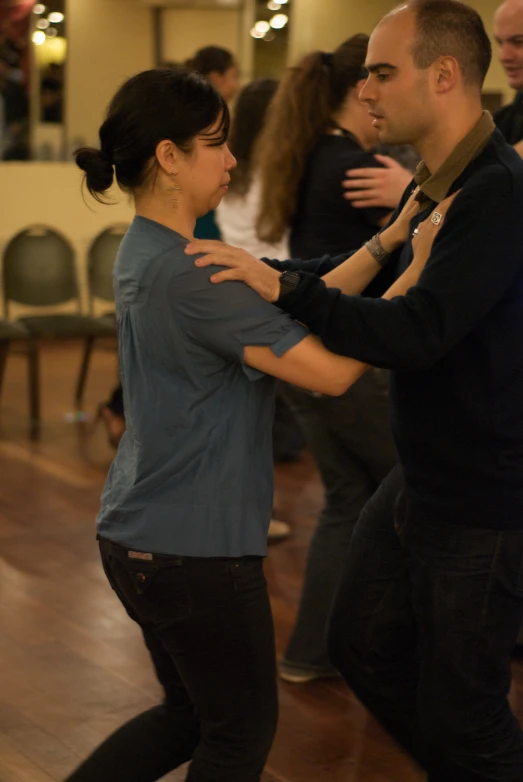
[274,173,522,370]
[261,253,353,276]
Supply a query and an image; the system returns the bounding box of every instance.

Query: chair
[86,223,128,317]
[3,225,116,438]
[75,224,128,408]
[0,320,30,405]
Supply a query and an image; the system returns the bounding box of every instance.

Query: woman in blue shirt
[67,68,422,782]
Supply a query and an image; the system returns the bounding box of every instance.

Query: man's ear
[432,56,459,94]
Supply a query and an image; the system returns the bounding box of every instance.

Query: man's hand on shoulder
[185,240,281,302]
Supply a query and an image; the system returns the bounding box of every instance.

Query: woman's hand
[410,190,460,270]
[185,240,282,302]
[380,186,421,252]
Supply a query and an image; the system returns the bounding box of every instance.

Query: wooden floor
[0,342,521,782]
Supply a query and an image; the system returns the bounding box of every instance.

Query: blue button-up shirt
[97,216,308,556]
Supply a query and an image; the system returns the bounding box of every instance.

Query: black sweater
[271,130,523,528]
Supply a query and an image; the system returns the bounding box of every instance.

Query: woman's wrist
[379,225,404,254]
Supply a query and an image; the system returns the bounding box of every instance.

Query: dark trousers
[66,538,278,782]
[282,370,397,671]
[328,466,523,781]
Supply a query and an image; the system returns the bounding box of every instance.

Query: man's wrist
[278,270,301,299]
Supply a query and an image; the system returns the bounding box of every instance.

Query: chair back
[3,226,78,316]
[87,224,128,309]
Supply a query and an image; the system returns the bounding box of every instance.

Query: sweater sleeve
[262,252,353,275]
[275,168,523,370]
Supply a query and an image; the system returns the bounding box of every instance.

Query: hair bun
[75,146,114,196]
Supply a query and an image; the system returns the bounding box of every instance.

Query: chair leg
[75,336,95,410]
[27,338,40,440]
[0,341,10,404]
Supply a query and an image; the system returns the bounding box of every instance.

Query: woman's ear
[155,140,179,175]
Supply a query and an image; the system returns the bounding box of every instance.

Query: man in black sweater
[187,1,523,779]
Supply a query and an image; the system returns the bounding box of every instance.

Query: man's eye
[376,73,390,81]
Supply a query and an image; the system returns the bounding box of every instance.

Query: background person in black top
[494,1,523,152]
[188,1,523,778]
[251,34,398,684]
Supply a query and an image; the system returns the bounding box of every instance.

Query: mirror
[0,0,66,160]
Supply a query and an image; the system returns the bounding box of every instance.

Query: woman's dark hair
[227,79,278,197]
[185,46,235,77]
[255,34,369,243]
[75,68,230,202]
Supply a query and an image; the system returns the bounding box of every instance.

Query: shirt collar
[414,111,495,206]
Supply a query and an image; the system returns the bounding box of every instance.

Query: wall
[161,8,240,65]
[66,0,154,149]
[287,0,393,63]
[0,163,134,317]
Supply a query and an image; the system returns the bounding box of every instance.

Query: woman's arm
[243,212,431,396]
[320,187,420,295]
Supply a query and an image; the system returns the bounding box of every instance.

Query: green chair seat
[19,314,116,339]
[97,312,117,331]
[0,321,29,341]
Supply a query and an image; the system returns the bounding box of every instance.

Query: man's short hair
[407,0,492,89]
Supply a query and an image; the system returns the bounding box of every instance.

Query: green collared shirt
[414,111,496,207]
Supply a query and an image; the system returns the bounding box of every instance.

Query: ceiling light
[48,12,65,24]
[36,18,50,29]
[267,0,281,9]
[263,31,276,42]
[250,27,265,39]
[277,0,288,4]
[270,13,288,28]
[46,27,58,38]
[33,4,46,14]
[32,30,46,45]
[254,20,271,34]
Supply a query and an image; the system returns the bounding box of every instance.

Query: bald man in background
[343,0,523,210]
[494,0,523,154]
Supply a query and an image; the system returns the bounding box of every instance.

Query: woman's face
[176,122,237,217]
[209,65,240,104]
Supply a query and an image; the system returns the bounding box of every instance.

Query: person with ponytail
[250,35,400,684]
[67,67,424,781]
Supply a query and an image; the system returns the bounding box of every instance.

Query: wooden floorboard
[0,342,520,780]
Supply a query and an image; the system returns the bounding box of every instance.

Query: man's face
[359,9,434,148]
[494,2,523,91]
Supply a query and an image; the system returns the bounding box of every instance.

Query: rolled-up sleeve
[174,262,308,380]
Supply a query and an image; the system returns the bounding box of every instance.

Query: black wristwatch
[279,271,301,298]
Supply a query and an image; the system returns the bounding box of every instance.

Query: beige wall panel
[161,8,240,65]
[66,0,154,148]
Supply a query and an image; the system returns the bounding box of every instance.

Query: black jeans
[282,370,396,671]
[328,466,523,781]
[66,538,278,782]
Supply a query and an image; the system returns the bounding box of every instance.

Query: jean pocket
[119,559,192,622]
[229,557,266,596]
